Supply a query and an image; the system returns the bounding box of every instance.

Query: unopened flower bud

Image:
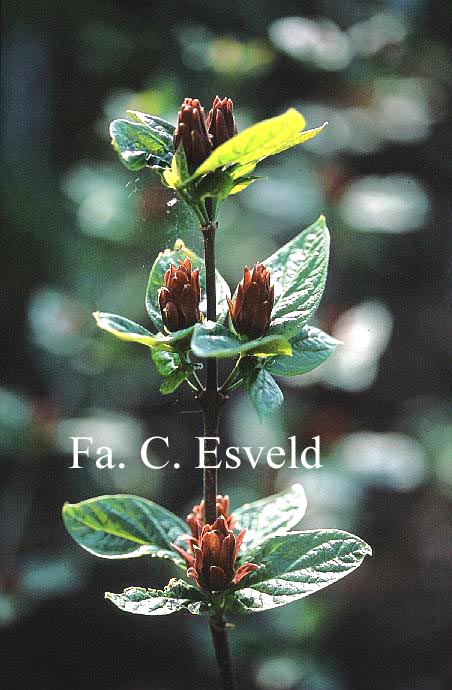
[206,95,238,149]
[173,515,259,592]
[173,98,211,173]
[158,257,201,332]
[187,494,237,541]
[228,263,274,339]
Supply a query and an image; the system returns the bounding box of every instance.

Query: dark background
[1,1,451,689]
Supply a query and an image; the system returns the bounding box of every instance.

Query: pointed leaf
[62,495,187,567]
[145,240,230,328]
[230,529,372,613]
[106,580,209,616]
[234,484,307,550]
[192,109,326,180]
[245,366,284,421]
[266,325,340,376]
[263,216,330,339]
[93,312,193,352]
[191,321,292,359]
[110,119,173,171]
[126,110,175,136]
[160,366,190,394]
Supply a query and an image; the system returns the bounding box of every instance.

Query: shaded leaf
[106,580,209,617]
[62,495,187,567]
[191,321,292,359]
[160,367,190,394]
[234,484,307,550]
[245,366,284,421]
[151,349,180,376]
[266,326,340,376]
[230,529,372,613]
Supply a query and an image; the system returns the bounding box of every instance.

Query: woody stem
[201,203,237,690]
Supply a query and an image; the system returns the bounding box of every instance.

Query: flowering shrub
[63,95,371,688]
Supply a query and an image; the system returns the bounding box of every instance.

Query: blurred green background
[1,1,451,689]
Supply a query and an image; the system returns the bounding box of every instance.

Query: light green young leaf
[192,109,326,181]
[106,580,209,617]
[191,321,292,359]
[145,240,230,328]
[110,119,173,171]
[266,325,340,377]
[245,367,284,421]
[93,312,193,352]
[62,495,187,567]
[234,484,307,550]
[264,216,330,340]
[230,529,372,613]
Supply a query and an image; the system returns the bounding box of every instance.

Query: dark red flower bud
[158,257,201,332]
[173,98,212,173]
[228,263,275,339]
[187,494,237,541]
[206,95,238,149]
[173,515,259,592]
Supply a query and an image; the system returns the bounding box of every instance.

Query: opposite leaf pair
[94,216,341,419]
[62,485,371,617]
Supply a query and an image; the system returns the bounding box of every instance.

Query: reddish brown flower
[158,257,201,332]
[206,95,238,149]
[187,494,237,541]
[173,98,211,173]
[228,263,275,339]
[173,515,259,592]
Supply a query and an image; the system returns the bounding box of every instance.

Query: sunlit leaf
[93,311,193,352]
[62,495,187,567]
[110,119,173,171]
[230,529,372,613]
[235,484,307,550]
[106,580,209,616]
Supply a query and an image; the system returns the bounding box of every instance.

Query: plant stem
[201,218,219,526]
[209,617,237,690]
[200,203,237,689]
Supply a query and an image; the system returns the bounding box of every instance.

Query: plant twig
[209,616,237,690]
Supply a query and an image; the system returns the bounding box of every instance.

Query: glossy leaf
[126,110,175,136]
[62,495,187,567]
[145,240,230,328]
[110,119,173,171]
[264,216,330,339]
[93,312,193,352]
[191,321,292,359]
[234,484,307,550]
[266,325,340,376]
[245,366,284,421]
[106,580,209,616]
[230,529,372,613]
[192,109,326,181]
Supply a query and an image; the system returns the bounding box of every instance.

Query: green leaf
[191,321,292,359]
[110,119,173,171]
[126,110,175,136]
[145,240,231,328]
[234,484,307,551]
[160,367,190,394]
[192,109,326,181]
[264,216,330,339]
[62,495,187,567]
[230,529,372,613]
[266,326,340,377]
[151,349,180,376]
[195,170,235,201]
[245,366,284,421]
[93,312,194,352]
[106,580,209,617]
